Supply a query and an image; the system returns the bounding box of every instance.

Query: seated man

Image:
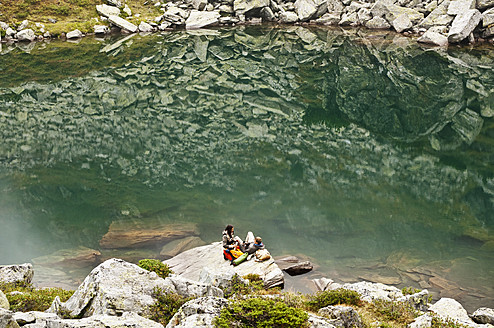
[243,236,264,255]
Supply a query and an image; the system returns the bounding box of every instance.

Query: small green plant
[0,283,74,312]
[431,315,469,328]
[149,287,192,326]
[371,299,418,324]
[214,297,309,328]
[401,287,421,295]
[305,288,361,311]
[138,259,173,279]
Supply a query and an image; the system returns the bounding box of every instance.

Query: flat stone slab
[164,242,284,289]
[108,15,138,33]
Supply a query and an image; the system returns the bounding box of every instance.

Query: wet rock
[167,297,228,328]
[16,29,36,42]
[0,290,8,310]
[282,261,313,276]
[280,11,300,23]
[318,305,363,328]
[99,220,198,249]
[138,21,154,32]
[66,29,83,39]
[96,4,121,17]
[364,16,391,28]
[185,10,220,29]
[233,0,270,15]
[417,29,448,46]
[471,307,494,325]
[160,236,206,258]
[357,272,401,285]
[94,25,110,34]
[448,9,482,43]
[0,309,19,328]
[0,263,34,285]
[164,242,284,289]
[32,246,101,268]
[108,15,138,33]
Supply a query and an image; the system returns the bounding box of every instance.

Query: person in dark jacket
[222,224,243,251]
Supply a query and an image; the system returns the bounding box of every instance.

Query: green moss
[214,297,309,328]
[138,259,173,279]
[305,288,361,311]
[0,283,74,312]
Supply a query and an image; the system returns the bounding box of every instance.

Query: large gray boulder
[0,263,34,285]
[429,298,477,326]
[96,4,121,17]
[185,10,220,29]
[0,309,19,328]
[448,9,482,43]
[417,29,449,46]
[280,11,300,23]
[447,0,476,15]
[233,0,270,15]
[418,0,454,28]
[327,281,403,302]
[294,0,318,21]
[392,13,413,32]
[472,307,494,325]
[318,305,363,328]
[66,29,83,39]
[166,297,228,328]
[0,290,9,310]
[16,29,36,42]
[164,242,284,289]
[108,15,138,33]
[48,258,221,318]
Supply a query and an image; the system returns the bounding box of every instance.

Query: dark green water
[0,26,493,311]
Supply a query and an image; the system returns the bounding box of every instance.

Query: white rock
[327,0,345,13]
[294,0,318,21]
[185,10,220,29]
[123,4,132,16]
[315,12,342,25]
[45,312,164,328]
[409,313,433,328]
[429,298,476,325]
[332,281,403,302]
[308,313,336,328]
[339,12,359,25]
[448,9,481,43]
[280,11,300,23]
[418,29,449,46]
[0,290,8,310]
[482,7,494,27]
[166,297,228,328]
[318,305,363,328]
[13,311,58,325]
[164,242,284,289]
[364,16,391,28]
[94,25,110,34]
[392,13,413,32]
[233,0,270,15]
[447,0,475,15]
[16,29,36,42]
[66,29,83,39]
[96,4,121,17]
[472,307,494,325]
[138,21,154,32]
[108,15,138,32]
[6,27,16,36]
[192,0,208,10]
[477,0,494,10]
[0,308,19,328]
[17,19,29,31]
[0,21,9,30]
[0,263,33,285]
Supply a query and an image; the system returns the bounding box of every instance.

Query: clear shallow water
[0,26,493,311]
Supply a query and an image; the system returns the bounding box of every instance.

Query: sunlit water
[0,26,493,311]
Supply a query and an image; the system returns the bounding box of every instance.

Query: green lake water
[0,26,493,311]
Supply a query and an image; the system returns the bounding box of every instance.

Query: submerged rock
[32,246,101,268]
[0,263,34,285]
[164,242,284,288]
[160,236,206,258]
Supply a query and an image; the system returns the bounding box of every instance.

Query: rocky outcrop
[164,242,284,288]
[47,258,221,318]
[318,305,364,328]
[0,263,34,286]
[166,297,228,327]
[0,308,19,328]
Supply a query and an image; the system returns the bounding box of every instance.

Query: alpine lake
[0,25,493,312]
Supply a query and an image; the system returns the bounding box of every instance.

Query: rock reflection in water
[0,26,493,311]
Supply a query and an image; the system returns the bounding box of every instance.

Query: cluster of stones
[1,0,494,45]
[1,252,494,328]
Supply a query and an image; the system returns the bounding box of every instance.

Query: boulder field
[0,243,493,327]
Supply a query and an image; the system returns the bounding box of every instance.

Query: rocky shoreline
[1,244,494,328]
[1,0,494,47]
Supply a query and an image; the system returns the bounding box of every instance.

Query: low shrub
[214,297,309,328]
[401,287,421,296]
[149,288,192,326]
[0,283,74,312]
[138,259,173,279]
[370,299,418,325]
[305,288,361,311]
[431,315,469,328]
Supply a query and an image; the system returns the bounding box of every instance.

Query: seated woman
[222,225,244,261]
